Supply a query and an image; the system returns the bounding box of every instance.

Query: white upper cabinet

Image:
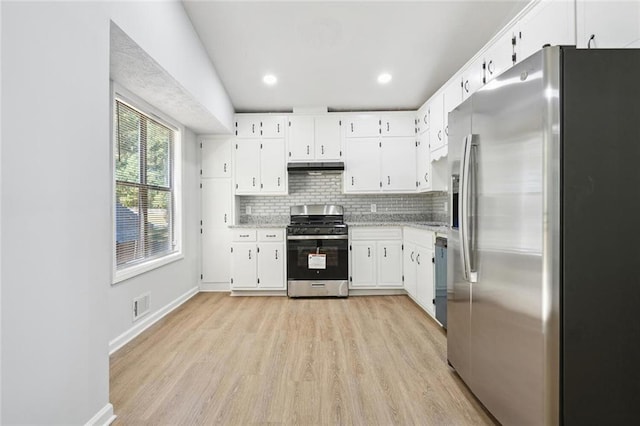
[346,114,381,137]
[576,0,640,48]
[416,130,431,192]
[288,115,342,162]
[515,0,575,64]
[344,138,381,192]
[314,115,342,160]
[260,115,286,138]
[483,28,517,85]
[235,116,261,138]
[380,114,416,137]
[260,139,286,193]
[461,56,485,102]
[201,137,232,178]
[429,93,445,153]
[287,115,315,161]
[380,137,417,192]
[416,102,429,135]
[234,138,261,193]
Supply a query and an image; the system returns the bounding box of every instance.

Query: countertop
[230,222,448,235]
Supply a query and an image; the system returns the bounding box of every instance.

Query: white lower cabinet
[403,227,436,318]
[349,227,403,289]
[230,229,285,290]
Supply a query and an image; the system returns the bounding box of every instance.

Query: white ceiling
[182,0,528,113]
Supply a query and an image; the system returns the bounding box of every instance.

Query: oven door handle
[287,235,349,240]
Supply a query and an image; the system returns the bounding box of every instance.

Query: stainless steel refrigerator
[447,46,640,425]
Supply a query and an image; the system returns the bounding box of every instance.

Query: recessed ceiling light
[263,74,277,85]
[377,73,392,84]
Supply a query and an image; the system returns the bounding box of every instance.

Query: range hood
[287,162,344,173]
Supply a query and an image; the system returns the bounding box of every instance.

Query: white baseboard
[109,286,199,355]
[230,290,287,297]
[200,282,230,292]
[348,289,407,296]
[85,403,116,426]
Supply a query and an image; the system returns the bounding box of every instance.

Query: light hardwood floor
[110,293,496,425]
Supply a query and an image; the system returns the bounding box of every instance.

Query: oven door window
[287,239,348,280]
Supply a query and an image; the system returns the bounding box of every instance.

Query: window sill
[112,251,184,285]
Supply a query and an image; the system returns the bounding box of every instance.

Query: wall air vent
[132,292,151,321]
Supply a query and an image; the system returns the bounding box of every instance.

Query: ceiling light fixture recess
[263,74,278,85]
[377,73,392,84]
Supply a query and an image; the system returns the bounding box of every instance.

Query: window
[113,94,181,281]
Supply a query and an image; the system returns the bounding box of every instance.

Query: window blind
[115,99,175,269]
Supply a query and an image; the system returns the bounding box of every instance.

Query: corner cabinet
[349,227,403,289]
[233,114,287,195]
[230,228,285,290]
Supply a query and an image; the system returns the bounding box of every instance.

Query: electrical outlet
[246,205,252,214]
[370,204,377,213]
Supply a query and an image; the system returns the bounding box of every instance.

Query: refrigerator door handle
[460,134,478,283]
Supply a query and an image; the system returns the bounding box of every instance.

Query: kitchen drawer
[403,227,434,245]
[232,229,257,242]
[258,229,284,242]
[350,227,402,241]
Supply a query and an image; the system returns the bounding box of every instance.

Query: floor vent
[132,293,150,321]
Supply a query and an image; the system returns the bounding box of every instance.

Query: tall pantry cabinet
[201,137,234,290]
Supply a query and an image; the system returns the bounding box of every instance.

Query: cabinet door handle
[224,213,227,223]
[410,251,415,261]
[321,145,324,155]
[350,123,354,133]
[438,130,442,141]
[424,114,428,125]
[351,176,355,186]
[252,177,256,187]
[387,176,391,185]
[223,162,227,173]
[277,123,280,133]
[275,249,278,260]
[588,34,595,49]
[425,172,429,183]
[277,177,281,187]
[252,123,255,133]
[248,249,252,260]
[386,122,390,132]
[416,253,421,265]
[384,247,387,257]
[487,60,495,75]
[306,145,310,155]
[445,126,449,136]
[464,80,469,93]
[368,247,371,257]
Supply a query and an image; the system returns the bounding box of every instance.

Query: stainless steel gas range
[286,205,349,297]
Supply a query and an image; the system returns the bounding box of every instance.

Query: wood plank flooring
[110,293,495,425]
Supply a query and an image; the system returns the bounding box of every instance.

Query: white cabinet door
[261,115,286,138]
[381,114,416,137]
[260,138,286,193]
[201,179,232,283]
[415,245,435,316]
[231,243,258,289]
[416,103,429,134]
[201,138,231,178]
[377,241,403,287]
[350,242,376,287]
[314,115,342,160]
[257,242,285,289]
[346,115,380,137]
[483,29,516,85]
[416,131,431,192]
[381,137,417,192]
[577,0,640,48]
[461,56,484,101]
[516,0,575,63]
[234,139,261,193]
[344,138,380,192]
[429,93,445,152]
[403,242,417,297]
[443,79,463,139]
[235,116,260,138]
[288,115,314,161]
[202,179,232,228]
